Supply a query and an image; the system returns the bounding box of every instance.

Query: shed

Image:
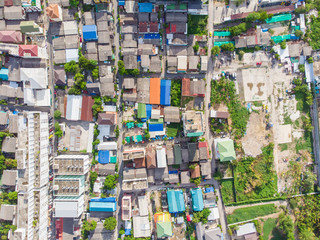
[133,216,151,238]
[89,198,117,212]
[204,227,223,240]
[164,106,180,123]
[236,223,257,237]
[83,25,98,41]
[160,79,171,106]
[1,170,17,186]
[167,190,185,213]
[191,188,204,212]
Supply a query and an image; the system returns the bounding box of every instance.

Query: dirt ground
[171,222,186,240]
[242,112,270,157]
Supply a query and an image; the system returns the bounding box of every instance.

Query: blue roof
[91,197,116,202]
[167,190,185,213]
[98,150,110,164]
[89,201,116,212]
[138,2,153,12]
[191,189,204,212]
[160,80,171,106]
[146,104,152,120]
[119,0,125,6]
[83,25,98,41]
[144,33,160,39]
[149,123,164,132]
[0,68,8,80]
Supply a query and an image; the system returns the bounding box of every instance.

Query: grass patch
[310,16,320,50]
[295,90,311,114]
[170,80,181,107]
[295,130,313,153]
[253,101,263,107]
[227,204,277,224]
[283,113,292,125]
[263,218,282,240]
[166,123,182,138]
[294,119,300,128]
[234,144,278,201]
[279,143,288,152]
[221,179,236,205]
[187,15,208,35]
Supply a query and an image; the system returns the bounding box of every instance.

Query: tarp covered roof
[167,190,185,213]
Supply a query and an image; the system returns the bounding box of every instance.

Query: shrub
[307,57,314,64]
[295,29,303,38]
[54,110,61,119]
[280,41,286,49]
[103,217,117,231]
[211,46,220,56]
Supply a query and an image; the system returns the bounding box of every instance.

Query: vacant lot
[220,179,236,205]
[227,204,277,224]
[188,15,208,35]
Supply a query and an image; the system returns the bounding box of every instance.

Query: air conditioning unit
[53,185,59,191]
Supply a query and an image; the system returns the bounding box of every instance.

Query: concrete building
[53,155,90,175]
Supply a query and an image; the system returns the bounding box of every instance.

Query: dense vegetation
[227,204,277,224]
[210,78,249,138]
[234,144,277,201]
[166,123,182,138]
[103,217,117,231]
[104,174,119,190]
[220,179,235,204]
[309,16,320,49]
[192,208,211,224]
[187,15,208,35]
[278,212,295,240]
[117,60,139,76]
[170,80,181,106]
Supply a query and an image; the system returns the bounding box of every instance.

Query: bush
[193,41,200,53]
[295,29,303,38]
[278,212,294,240]
[64,60,80,74]
[54,122,63,138]
[54,110,61,119]
[307,57,314,64]
[275,53,280,60]
[69,0,79,7]
[103,217,117,231]
[211,46,220,56]
[280,41,286,49]
[170,80,181,106]
[104,175,118,190]
[246,12,260,22]
[192,208,211,224]
[230,23,248,36]
[221,43,235,52]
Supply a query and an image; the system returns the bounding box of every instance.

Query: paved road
[311,86,320,185]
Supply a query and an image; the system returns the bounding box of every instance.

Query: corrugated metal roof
[149,78,160,104]
[160,79,171,106]
[81,95,94,121]
[167,190,185,213]
[66,95,82,120]
[191,188,204,212]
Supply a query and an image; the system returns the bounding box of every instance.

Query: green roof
[125,136,131,143]
[266,13,292,24]
[110,156,117,163]
[214,31,231,37]
[148,118,164,124]
[187,132,204,137]
[157,222,173,238]
[217,140,236,162]
[167,3,187,10]
[271,34,291,43]
[137,103,146,119]
[126,122,134,129]
[173,145,182,164]
[214,41,235,47]
[135,135,143,142]
[20,21,39,33]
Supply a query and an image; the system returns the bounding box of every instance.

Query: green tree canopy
[104,175,118,190]
[54,110,61,119]
[103,217,117,231]
[220,43,235,52]
[118,60,126,75]
[246,12,260,22]
[211,46,221,56]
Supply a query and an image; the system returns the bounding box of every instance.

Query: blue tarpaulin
[0,68,8,80]
[119,0,125,6]
[167,190,185,213]
[138,2,153,12]
[146,104,152,120]
[144,33,160,39]
[205,187,214,193]
[149,123,164,132]
[160,79,171,106]
[98,150,110,164]
[83,25,98,41]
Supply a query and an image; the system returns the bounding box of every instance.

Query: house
[155,212,172,238]
[19,45,38,57]
[200,161,212,180]
[89,197,117,212]
[4,6,24,20]
[122,168,148,191]
[198,142,209,160]
[173,144,182,165]
[177,56,187,73]
[141,55,150,72]
[156,146,166,168]
[235,37,247,49]
[180,171,190,184]
[236,223,258,239]
[214,139,236,162]
[160,79,171,106]
[63,21,78,35]
[0,204,16,222]
[149,78,161,105]
[204,227,224,240]
[46,4,62,21]
[150,56,161,73]
[191,188,204,211]
[168,173,179,184]
[83,25,98,41]
[137,103,147,119]
[137,78,150,103]
[86,82,100,95]
[0,31,22,43]
[196,223,204,240]
[133,216,151,238]
[188,142,199,162]
[54,195,84,218]
[97,112,117,125]
[166,144,174,165]
[0,111,8,125]
[200,56,208,72]
[208,207,220,221]
[167,56,178,73]
[146,145,156,168]
[53,66,66,86]
[167,190,185,213]
[121,195,131,221]
[2,137,16,153]
[122,78,137,103]
[190,164,201,178]
[1,170,17,186]
[164,106,180,123]
[124,55,138,69]
[182,111,204,137]
[210,110,229,119]
[288,43,302,58]
[190,79,205,97]
[97,163,116,176]
[189,56,199,72]
[138,195,148,216]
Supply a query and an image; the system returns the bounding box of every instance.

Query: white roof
[133,216,151,238]
[66,95,82,120]
[97,125,111,141]
[138,195,148,216]
[177,55,187,70]
[300,14,306,32]
[208,207,220,221]
[305,60,314,83]
[66,49,79,62]
[236,223,257,237]
[97,141,117,151]
[24,89,51,107]
[20,68,48,89]
[54,201,79,218]
[63,21,78,35]
[151,109,160,119]
[156,147,166,168]
[103,105,117,112]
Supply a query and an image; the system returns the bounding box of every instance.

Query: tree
[278,212,294,240]
[299,64,305,73]
[90,171,98,190]
[118,60,126,75]
[239,50,245,60]
[54,122,63,138]
[54,110,61,119]
[275,54,280,60]
[104,175,118,190]
[259,11,268,21]
[230,23,247,36]
[69,0,79,7]
[193,41,199,53]
[220,43,235,52]
[280,41,286,50]
[5,159,17,169]
[68,87,81,95]
[8,192,17,203]
[211,46,220,56]
[307,57,314,64]
[79,56,97,71]
[299,228,316,240]
[130,69,140,76]
[246,12,260,22]
[295,29,304,38]
[92,67,99,79]
[64,61,80,74]
[302,170,316,193]
[192,208,211,224]
[103,217,117,231]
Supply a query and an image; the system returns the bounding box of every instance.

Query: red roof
[55,218,63,240]
[149,22,158,33]
[18,45,38,57]
[166,23,176,34]
[80,96,94,121]
[4,0,13,6]
[139,22,148,33]
[0,31,22,43]
[199,141,209,159]
[182,78,191,97]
